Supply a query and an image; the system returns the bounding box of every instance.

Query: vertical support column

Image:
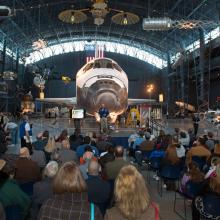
[197,28,209,112]
[15,48,19,87]
[15,48,19,74]
[199,29,205,105]
[167,53,171,116]
[1,39,6,75]
[180,59,185,102]
[176,65,181,101]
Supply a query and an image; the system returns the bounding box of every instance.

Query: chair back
[150,157,162,170]
[185,181,204,198]
[192,156,207,170]
[159,164,182,179]
[142,150,153,160]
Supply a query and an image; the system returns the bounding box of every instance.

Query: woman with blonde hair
[104,165,159,220]
[44,137,56,153]
[38,161,103,220]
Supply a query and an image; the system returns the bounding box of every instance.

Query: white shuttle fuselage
[76,58,128,122]
[37,58,153,122]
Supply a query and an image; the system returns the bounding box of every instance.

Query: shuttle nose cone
[96,93,117,109]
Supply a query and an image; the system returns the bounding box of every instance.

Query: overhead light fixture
[112,12,139,25]
[70,12,75,24]
[58,9,88,24]
[123,13,128,25]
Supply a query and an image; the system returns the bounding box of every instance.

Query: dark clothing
[56,148,78,164]
[86,175,111,216]
[76,144,99,157]
[105,158,130,180]
[194,192,220,220]
[96,141,113,152]
[0,179,30,219]
[38,192,103,220]
[99,107,109,118]
[33,139,48,151]
[0,129,7,155]
[0,154,19,173]
[31,178,54,220]
[193,116,200,137]
[14,157,41,183]
[99,153,115,168]
[31,150,46,168]
[69,135,83,151]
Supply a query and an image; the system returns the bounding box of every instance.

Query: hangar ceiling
[0,0,219,61]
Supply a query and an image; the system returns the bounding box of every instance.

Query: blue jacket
[99,108,109,118]
[76,144,99,157]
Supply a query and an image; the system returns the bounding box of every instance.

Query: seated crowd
[129,127,220,219]
[0,113,219,220]
[0,115,160,220]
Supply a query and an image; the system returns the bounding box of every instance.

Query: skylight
[171,27,220,63]
[25,40,167,69]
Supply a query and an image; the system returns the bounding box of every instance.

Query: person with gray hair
[86,160,111,216]
[31,161,59,219]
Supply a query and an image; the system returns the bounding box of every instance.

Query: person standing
[19,115,31,148]
[99,104,109,134]
[192,113,200,137]
[4,119,18,145]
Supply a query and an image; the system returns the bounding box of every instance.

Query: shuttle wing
[36,97,77,106]
[128,98,156,105]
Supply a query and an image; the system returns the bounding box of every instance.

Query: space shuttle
[37,58,154,122]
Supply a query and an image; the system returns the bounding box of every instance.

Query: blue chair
[158,164,182,197]
[185,181,205,199]
[147,156,163,184]
[5,205,22,220]
[150,157,162,170]
[192,156,207,171]
[134,150,153,176]
[142,150,153,161]
[174,181,205,220]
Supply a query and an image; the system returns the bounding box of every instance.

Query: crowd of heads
[0,112,220,219]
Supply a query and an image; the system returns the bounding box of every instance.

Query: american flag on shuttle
[85,44,104,63]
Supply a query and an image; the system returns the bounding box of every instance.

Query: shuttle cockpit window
[106,62,113,69]
[93,62,101,68]
[112,63,122,72]
[93,59,113,69]
[83,63,94,72]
